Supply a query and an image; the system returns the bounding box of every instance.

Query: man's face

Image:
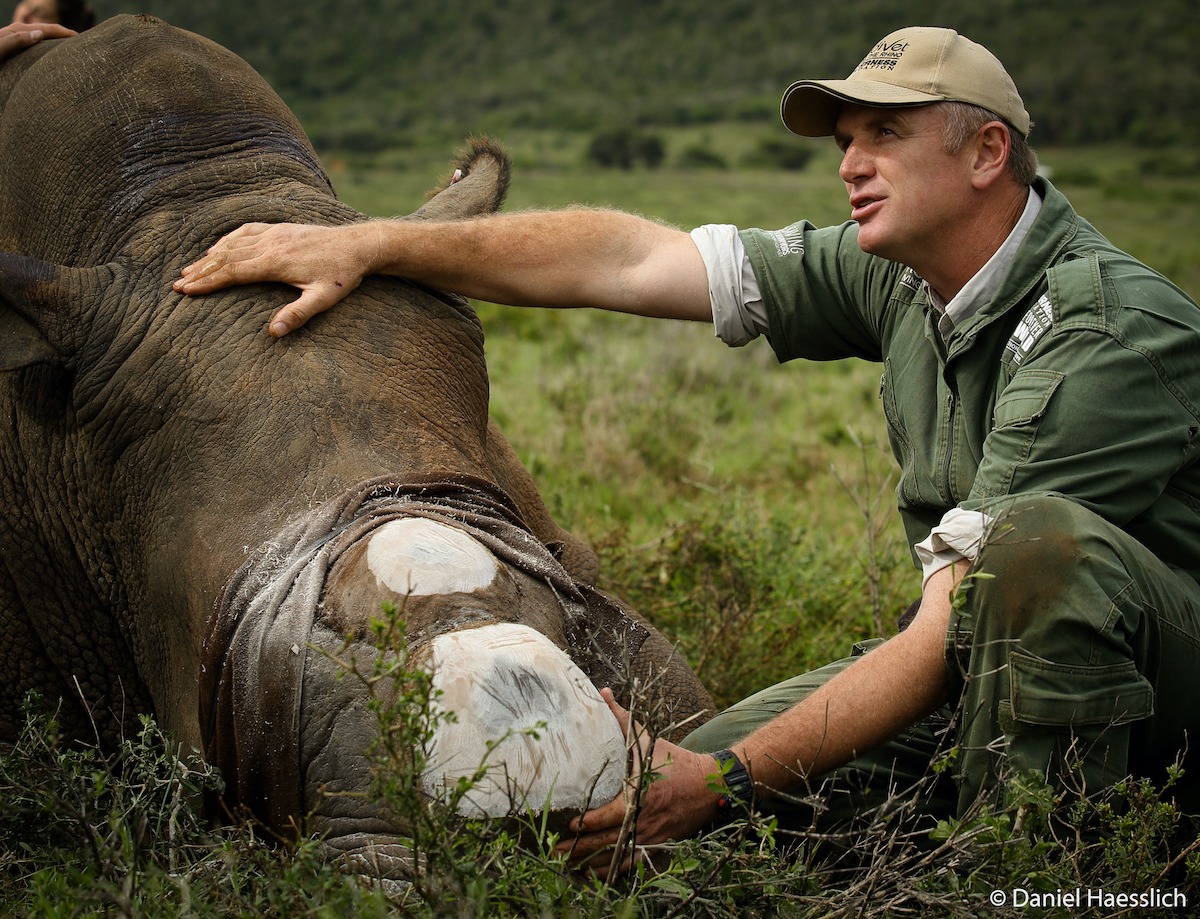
[11,0,58,24]
[833,103,977,269]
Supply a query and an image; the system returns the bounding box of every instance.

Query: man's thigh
[953,496,1200,810]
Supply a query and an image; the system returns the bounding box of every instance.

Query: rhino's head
[0,15,680,869]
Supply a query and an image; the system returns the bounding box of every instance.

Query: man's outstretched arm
[174,209,712,337]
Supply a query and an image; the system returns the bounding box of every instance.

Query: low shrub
[741,138,814,171]
[677,145,728,170]
[4,603,1198,917]
[586,128,666,169]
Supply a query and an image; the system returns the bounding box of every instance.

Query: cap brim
[781,80,945,136]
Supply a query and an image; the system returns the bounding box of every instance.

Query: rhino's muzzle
[200,473,646,840]
[422,623,625,817]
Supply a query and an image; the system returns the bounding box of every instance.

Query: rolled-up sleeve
[691,224,768,347]
[914,507,994,588]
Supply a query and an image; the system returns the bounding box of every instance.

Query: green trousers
[682,496,1200,826]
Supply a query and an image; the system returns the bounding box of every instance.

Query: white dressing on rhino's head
[366,517,498,596]
[423,623,625,817]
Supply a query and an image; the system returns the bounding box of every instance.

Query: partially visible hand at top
[175,222,378,338]
[0,22,75,62]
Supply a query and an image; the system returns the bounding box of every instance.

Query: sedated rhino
[0,14,712,867]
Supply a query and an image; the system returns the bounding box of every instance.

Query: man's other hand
[553,688,722,879]
[0,22,75,61]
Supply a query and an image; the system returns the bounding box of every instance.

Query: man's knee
[972,496,1085,612]
[948,496,1165,805]
[958,495,1131,651]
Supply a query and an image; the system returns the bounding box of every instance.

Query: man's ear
[969,122,1012,190]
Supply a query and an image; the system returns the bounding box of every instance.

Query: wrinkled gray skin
[0,15,712,866]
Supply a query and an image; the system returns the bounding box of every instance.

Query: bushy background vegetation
[5,1,1200,915]
[103,0,1200,150]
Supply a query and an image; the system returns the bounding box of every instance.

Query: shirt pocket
[981,369,1066,494]
[992,369,1065,429]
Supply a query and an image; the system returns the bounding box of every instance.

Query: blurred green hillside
[105,0,1199,152]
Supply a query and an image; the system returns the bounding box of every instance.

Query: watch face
[716,750,754,801]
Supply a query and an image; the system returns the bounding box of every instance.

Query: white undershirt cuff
[914,507,994,588]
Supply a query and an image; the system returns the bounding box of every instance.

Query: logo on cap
[856,40,910,73]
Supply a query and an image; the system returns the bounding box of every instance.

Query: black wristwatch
[713,749,754,825]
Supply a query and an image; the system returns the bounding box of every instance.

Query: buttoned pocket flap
[1009,650,1154,729]
[992,369,1065,429]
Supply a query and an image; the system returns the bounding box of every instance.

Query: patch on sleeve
[1005,295,1054,366]
[769,224,806,257]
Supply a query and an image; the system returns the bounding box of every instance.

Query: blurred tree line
[104,0,1199,152]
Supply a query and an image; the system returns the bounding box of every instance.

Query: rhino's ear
[409,137,512,222]
[0,253,113,372]
[0,308,59,370]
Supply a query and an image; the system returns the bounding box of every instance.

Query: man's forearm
[729,563,962,797]
[177,207,713,337]
[360,208,711,320]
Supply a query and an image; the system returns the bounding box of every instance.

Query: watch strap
[712,749,753,825]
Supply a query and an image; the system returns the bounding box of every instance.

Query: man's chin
[853,227,890,259]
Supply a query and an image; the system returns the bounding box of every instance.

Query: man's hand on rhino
[554,688,720,878]
[0,22,75,61]
[175,222,375,337]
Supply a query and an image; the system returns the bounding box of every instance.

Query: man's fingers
[574,796,627,835]
[177,223,278,283]
[599,687,630,734]
[205,222,272,254]
[0,23,76,41]
[177,256,224,284]
[0,23,77,62]
[555,825,622,871]
[0,29,40,59]
[174,256,250,293]
[270,281,360,337]
[177,238,283,293]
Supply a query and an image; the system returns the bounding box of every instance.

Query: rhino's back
[0,14,334,265]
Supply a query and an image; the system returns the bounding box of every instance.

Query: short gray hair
[940,101,1038,187]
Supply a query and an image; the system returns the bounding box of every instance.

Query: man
[176,27,1200,868]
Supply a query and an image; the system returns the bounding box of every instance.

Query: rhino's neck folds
[367,517,499,595]
[423,623,626,817]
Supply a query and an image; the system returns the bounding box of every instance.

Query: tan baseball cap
[781,27,1030,138]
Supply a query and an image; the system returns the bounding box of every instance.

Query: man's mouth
[849,194,884,222]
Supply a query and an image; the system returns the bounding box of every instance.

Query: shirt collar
[927,186,1044,340]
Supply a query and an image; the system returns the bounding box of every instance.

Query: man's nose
[838,143,873,184]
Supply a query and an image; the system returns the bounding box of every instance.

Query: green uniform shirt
[740,178,1200,583]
